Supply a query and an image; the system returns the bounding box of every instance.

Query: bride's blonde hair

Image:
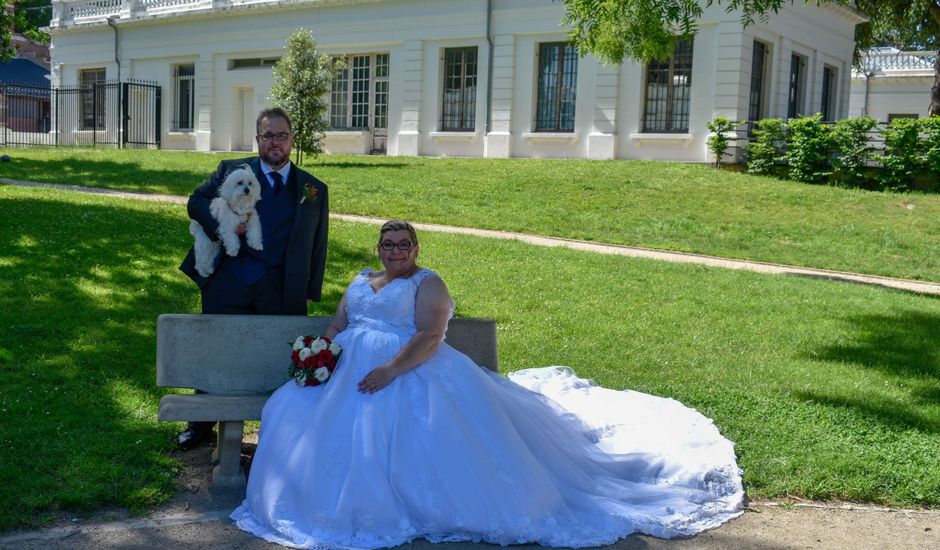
[378,220,418,247]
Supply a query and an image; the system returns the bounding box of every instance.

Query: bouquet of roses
[289,335,342,387]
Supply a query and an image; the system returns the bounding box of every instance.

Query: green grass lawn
[2,148,938,282]
[1,184,939,531]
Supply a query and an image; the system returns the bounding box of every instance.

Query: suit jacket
[179,156,329,315]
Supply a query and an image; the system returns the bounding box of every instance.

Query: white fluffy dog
[189,164,264,277]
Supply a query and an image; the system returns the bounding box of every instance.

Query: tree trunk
[929,5,940,116]
[931,52,940,117]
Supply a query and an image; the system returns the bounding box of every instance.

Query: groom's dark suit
[180,156,328,315]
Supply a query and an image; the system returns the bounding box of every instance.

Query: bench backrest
[156,314,498,394]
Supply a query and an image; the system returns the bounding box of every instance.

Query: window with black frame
[642,39,693,133]
[787,54,806,119]
[535,42,578,132]
[821,66,836,121]
[441,47,477,131]
[173,64,195,131]
[79,68,106,131]
[748,41,769,134]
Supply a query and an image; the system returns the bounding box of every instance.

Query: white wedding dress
[231,269,744,548]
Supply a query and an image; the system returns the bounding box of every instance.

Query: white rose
[313,367,330,382]
[328,342,341,355]
[310,339,328,353]
[298,348,313,361]
[293,336,306,351]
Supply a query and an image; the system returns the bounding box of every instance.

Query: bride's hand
[358,365,398,394]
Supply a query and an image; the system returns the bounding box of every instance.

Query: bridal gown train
[231,269,744,548]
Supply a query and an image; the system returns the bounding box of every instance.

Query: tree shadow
[809,311,940,380]
[0,155,207,195]
[0,192,376,530]
[797,310,940,434]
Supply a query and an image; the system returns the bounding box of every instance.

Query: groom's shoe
[177,422,213,450]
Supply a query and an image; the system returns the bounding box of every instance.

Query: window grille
[441,47,477,131]
[748,41,768,122]
[535,43,577,132]
[79,68,106,131]
[172,64,195,131]
[330,58,349,129]
[329,53,390,131]
[374,53,389,129]
[350,55,370,129]
[787,54,805,119]
[642,39,693,133]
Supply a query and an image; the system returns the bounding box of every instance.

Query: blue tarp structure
[0,58,50,87]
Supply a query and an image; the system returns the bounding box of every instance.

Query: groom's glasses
[257,132,291,143]
[379,240,415,252]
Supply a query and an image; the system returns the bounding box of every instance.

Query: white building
[848,48,935,122]
[48,0,864,160]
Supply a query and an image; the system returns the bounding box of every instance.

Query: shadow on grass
[0,155,207,195]
[0,192,374,531]
[797,310,940,434]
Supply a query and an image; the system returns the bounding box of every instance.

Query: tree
[0,1,52,62]
[561,1,940,115]
[269,29,337,166]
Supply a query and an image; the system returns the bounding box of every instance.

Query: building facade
[48,0,864,160]
[848,48,935,123]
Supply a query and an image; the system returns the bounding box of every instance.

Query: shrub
[706,116,739,168]
[830,116,877,188]
[920,116,940,191]
[879,117,922,192]
[746,118,786,176]
[270,29,337,165]
[783,114,832,183]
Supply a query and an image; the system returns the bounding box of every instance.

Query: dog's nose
[243,187,250,194]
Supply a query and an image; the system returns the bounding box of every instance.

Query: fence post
[155,86,162,149]
[122,82,129,148]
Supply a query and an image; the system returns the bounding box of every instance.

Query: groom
[178,107,329,448]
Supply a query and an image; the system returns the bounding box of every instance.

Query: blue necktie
[269,171,284,194]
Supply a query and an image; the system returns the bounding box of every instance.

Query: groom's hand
[358,365,397,394]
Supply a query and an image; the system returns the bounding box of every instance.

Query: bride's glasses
[379,240,414,252]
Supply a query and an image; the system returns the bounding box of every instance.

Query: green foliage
[745,118,786,176]
[783,114,832,183]
[830,116,877,188]
[879,117,923,192]
[706,116,738,168]
[270,29,336,165]
[0,7,15,61]
[920,116,940,190]
[13,1,52,46]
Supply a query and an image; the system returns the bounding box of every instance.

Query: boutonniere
[300,182,318,204]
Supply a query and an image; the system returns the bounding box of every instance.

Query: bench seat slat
[158,394,268,422]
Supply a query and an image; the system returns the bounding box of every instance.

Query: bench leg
[212,420,246,488]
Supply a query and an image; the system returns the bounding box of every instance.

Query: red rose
[304,377,316,387]
[303,356,317,368]
[291,350,301,365]
[317,349,332,363]
[321,336,331,345]
[303,336,314,346]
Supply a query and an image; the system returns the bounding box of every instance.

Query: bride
[231,220,744,548]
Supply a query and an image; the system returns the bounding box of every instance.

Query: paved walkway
[5,178,940,296]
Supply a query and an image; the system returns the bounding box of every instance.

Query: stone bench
[156,313,498,487]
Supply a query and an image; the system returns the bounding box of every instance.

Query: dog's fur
[189,164,264,277]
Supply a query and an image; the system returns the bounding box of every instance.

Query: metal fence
[0,80,161,148]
